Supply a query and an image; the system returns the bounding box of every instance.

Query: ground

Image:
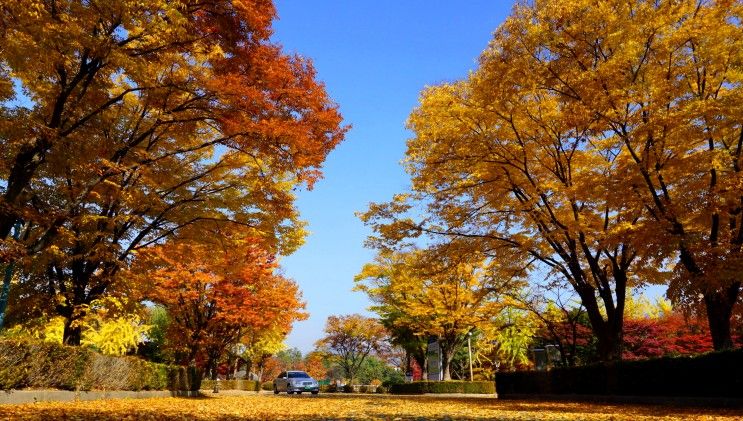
[0,392,740,420]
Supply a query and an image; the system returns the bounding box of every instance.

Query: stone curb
[0,390,200,405]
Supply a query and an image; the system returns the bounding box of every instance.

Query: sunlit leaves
[1,0,344,346]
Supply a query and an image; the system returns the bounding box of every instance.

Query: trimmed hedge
[200,379,260,391]
[389,381,495,395]
[496,348,743,398]
[320,384,338,393]
[0,339,200,391]
[261,381,273,391]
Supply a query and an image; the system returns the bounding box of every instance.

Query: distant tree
[275,348,304,371]
[355,355,404,385]
[316,314,388,384]
[303,351,329,380]
[138,306,170,363]
[356,246,517,380]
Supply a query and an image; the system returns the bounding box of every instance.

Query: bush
[342,384,354,393]
[261,381,274,391]
[376,385,387,394]
[381,378,403,389]
[0,339,198,391]
[495,348,743,398]
[320,384,338,393]
[200,379,260,391]
[388,381,495,395]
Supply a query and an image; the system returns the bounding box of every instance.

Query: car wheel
[311,391,319,395]
[273,387,279,395]
[297,391,302,395]
[287,391,293,395]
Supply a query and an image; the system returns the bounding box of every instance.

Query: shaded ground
[0,392,741,420]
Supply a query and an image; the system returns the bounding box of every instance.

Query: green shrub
[342,384,354,393]
[381,378,403,389]
[376,385,387,394]
[495,348,743,398]
[388,381,495,395]
[0,339,197,391]
[388,382,425,394]
[262,381,274,391]
[462,381,495,394]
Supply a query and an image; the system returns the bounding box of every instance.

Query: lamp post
[467,331,473,381]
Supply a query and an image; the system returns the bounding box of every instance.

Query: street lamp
[466,331,473,381]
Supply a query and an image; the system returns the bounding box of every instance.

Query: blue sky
[270,1,516,353]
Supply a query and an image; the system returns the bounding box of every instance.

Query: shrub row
[0,339,200,391]
[200,379,260,391]
[319,384,385,393]
[389,381,495,395]
[261,381,274,391]
[496,348,743,398]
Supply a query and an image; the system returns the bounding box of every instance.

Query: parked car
[274,370,319,395]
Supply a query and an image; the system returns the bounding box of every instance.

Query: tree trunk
[441,356,452,381]
[704,282,741,350]
[0,139,50,239]
[209,357,218,381]
[243,359,252,380]
[63,317,83,346]
[226,354,235,380]
[575,285,623,362]
[440,345,454,381]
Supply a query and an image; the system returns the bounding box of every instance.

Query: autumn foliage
[359,0,743,367]
[139,231,306,375]
[316,314,388,384]
[2,394,742,420]
[0,0,345,348]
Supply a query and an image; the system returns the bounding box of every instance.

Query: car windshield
[288,372,310,379]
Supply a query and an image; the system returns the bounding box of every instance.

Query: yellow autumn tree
[356,245,520,380]
[361,0,743,361]
[475,0,743,350]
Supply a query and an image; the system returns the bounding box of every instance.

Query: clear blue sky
[271,1,516,353]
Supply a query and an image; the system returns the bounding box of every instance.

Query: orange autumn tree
[315,314,388,384]
[141,232,306,377]
[0,0,345,344]
[303,351,329,381]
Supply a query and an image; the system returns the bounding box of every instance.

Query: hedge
[389,381,495,395]
[0,339,200,391]
[200,379,260,391]
[496,348,743,398]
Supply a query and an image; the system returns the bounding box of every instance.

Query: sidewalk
[0,390,199,405]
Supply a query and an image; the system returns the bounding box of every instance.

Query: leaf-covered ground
[1,392,741,420]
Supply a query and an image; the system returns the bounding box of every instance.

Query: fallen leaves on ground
[0,392,740,420]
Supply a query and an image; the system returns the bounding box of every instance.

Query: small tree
[316,314,387,384]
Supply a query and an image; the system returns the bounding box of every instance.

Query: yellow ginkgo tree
[361,0,743,361]
[356,245,522,380]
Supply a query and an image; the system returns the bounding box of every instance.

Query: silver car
[274,370,319,394]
